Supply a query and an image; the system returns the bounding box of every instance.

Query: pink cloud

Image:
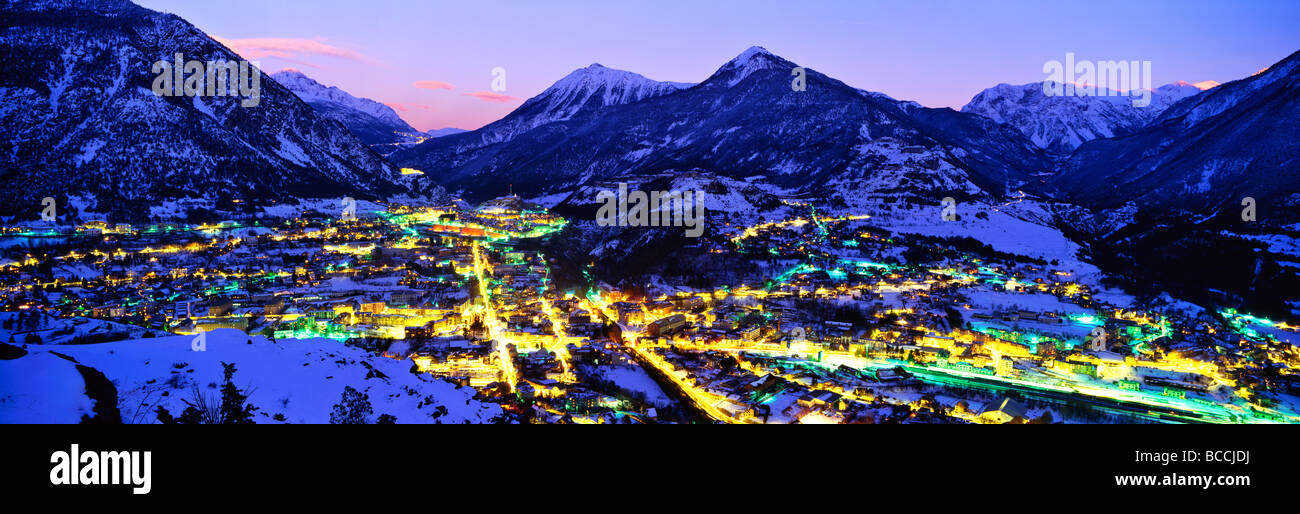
[414,80,454,91]
[210,35,378,65]
[462,91,519,103]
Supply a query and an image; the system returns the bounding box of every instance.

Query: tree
[375,413,397,424]
[175,362,257,424]
[218,362,257,424]
[329,386,374,424]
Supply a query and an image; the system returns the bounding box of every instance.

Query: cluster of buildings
[2,195,1298,424]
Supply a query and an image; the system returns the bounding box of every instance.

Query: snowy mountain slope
[404,63,691,158]
[1054,50,1300,220]
[0,329,504,424]
[962,81,1207,154]
[523,63,693,123]
[0,0,402,221]
[394,46,1051,203]
[0,350,97,423]
[271,69,423,148]
[1046,51,1300,322]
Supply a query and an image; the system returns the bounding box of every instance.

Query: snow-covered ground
[847,199,1137,307]
[0,351,96,423]
[0,329,503,424]
[527,192,573,208]
[0,312,167,346]
[594,364,674,407]
[869,203,1083,267]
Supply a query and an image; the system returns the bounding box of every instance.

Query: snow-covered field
[847,199,1138,306]
[0,312,168,346]
[868,203,1083,267]
[0,351,96,423]
[0,329,503,424]
[594,365,673,407]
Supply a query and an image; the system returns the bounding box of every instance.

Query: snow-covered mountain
[526,63,693,120]
[1047,51,1300,320]
[271,69,423,149]
[394,46,1051,203]
[0,0,402,221]
[1055,50,1300,219]
[0,329,503,424]
[962,81,1209,154]
[398,63,691,156]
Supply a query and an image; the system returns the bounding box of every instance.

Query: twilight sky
[137,0,1300,132]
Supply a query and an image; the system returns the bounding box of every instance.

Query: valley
[3,191,1297,424]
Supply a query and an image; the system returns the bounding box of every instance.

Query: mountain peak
[439,63,692,147]
[273,68,310,80]
[723,46,786,69]
[705,45,794,87]
[270,69,417,144]
[554,63,665,86]
[529,64,691,113]
[271,69,322,89]
[736,45,774,61]
[961,80,1208,153]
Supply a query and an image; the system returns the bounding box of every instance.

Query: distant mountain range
[0,0,401,221]
[424,127,466,138]
[1055,50,1300,222]
[3,0,1296,254]
[962,81,1210,154]
[1048,51,1300,320]
[394,63,692,171]
[270,70,467,155]
[271,69,423,149]
[393,46,1052,203]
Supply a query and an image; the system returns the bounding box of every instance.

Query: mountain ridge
[393,46,1052,204]
[962,81,1207,154]
[0,0,402,221]
[271,69,423,149]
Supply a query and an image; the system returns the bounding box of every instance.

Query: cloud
[211,36,379,65]
[462,91,519,103]
[414,80,454,91]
